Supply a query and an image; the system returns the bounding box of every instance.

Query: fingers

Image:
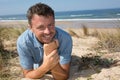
[43,49,59,70]
[43,39,58,55]
[48,49,58,57]
[48,49,59,62]
[54,39,59,47]
[44,49,59,61]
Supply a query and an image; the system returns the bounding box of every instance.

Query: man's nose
[44,27,50,34]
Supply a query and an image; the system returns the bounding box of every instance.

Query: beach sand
[0,18,120,28]
[0,19,120,80]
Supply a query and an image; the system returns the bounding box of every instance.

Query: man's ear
[28,24,33,32]
[28,24,32,29]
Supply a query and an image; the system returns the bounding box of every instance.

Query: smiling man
[17,3,72,80]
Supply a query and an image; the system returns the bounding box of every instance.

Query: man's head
[27,3,56,44]
[27,3,54,25]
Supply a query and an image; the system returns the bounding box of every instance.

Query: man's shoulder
[17,29,33,45]
[56,27,71,39]
[56,27,70,36]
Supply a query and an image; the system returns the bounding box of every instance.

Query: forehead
[31,14,54,24]
[32,14,54,20]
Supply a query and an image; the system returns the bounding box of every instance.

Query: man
[17,3,72,80]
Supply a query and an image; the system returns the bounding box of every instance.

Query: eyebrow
[36,25,44,29]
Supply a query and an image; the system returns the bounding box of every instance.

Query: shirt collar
[32,33,43,48]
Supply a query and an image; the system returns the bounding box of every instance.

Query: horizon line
[0,7,120,16]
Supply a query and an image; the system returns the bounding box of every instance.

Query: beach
[1,18,120,28]
[0,19,120,80]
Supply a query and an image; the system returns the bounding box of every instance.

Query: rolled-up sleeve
[59,33,72,65]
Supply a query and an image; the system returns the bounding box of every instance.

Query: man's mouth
[44,35,51,39]
[42,35,53,41]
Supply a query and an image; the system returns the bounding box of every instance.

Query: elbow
[24,72,40,79]
[63,72,70,80]
[63,71,69,80]
[60,76,69,80]
[64,74,69,80]
[58,74,69,80]
[24,74,34,79]
[25,74,40,79]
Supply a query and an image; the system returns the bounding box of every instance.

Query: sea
[0,8,120,20]
[0,8,120,28]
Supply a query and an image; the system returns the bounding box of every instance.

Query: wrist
[39,63,50,72]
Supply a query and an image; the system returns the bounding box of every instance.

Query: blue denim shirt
[17,27,72,70]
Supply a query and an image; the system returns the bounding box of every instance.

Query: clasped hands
[43,39,59,71]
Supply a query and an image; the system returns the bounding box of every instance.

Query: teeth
[45,35,50,38]
[43,35,51,39]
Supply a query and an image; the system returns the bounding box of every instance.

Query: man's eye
[37,26,45,30]
[48,24,54,27]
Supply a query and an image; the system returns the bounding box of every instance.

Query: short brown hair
[26,3,54,25]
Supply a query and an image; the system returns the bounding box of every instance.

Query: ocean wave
[55,18,120,21]
[116,13,120,15]
[70,14,93,17]
[0,8,120,20]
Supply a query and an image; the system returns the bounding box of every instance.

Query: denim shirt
[17,27,72,70]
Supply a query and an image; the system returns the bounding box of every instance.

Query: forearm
[24,64,49,79]
[51,63,69,80]
[43,40,70,80]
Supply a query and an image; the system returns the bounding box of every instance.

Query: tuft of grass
[67,29,80,38]
[0,39,4,52]
[0,27,26,41]
[0,27,26,51]
[0,27,26,79]
[0,54,2,71]
[92,28,120,52]
[80,55,115,68]
[90,29,99,37]
[82,24,89,36]
[71,54,116,74]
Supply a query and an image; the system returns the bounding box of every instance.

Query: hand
[42,49,59,71]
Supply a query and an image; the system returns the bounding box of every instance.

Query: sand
[0,18,120,28]
[0,19,120,80]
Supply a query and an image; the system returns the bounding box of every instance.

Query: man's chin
[42,38,54,44]
[43,40,52,44]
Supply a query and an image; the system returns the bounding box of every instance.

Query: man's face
[30,14,55,44]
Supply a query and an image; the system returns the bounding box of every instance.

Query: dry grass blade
[68,29,79,38]
[94,28,120,52]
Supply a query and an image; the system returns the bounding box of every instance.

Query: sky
[0,0,120,16]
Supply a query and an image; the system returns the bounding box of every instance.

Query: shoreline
[55,18,120,22]
[0,18,120,28]
[0,18,120,22]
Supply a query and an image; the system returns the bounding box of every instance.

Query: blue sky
[0,0,120,15]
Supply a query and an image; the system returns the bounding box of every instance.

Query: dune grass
[0,26,27,56]
[0,26,26,80]
[67,26,120,53]
[67,29,80,38]
[93,28,120,52]
[66,25,89,38]
[0,27,26,40]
